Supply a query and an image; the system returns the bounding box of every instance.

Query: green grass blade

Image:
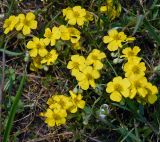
[132,15,144,35]
[2,74,26,142]
[144,19,160,45]
[0,49,23,56]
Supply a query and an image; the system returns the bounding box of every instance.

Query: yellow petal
[78,80,89,90]
[68,18,76,25]
[27,41,35,49]
[15,23,24,31]
[45,118,55,127]
[77,17,85,26]
[133,46,140,54]
[94,60,103,70]
[70,106,78,113]
[50,39,56,46]
[107,41,119,51]
[121,89,130,98]
[4,28,10,34]
[110,92,122,102]
[22,26,30,35]
[29,20,37,29]
[26,12,35,21]
[67,61,75,69]
[92,70,100,79]
[89,79,96,88]
[148,94,157,104]
[43,38,50,46]
[100,6,107,12]
[29,49,37,57]
[103,36,113,43]
[106,82,114,93]
[38,48,48,57]
[108,29,118,37]
[137,88,147,98]
[77,100,85,109]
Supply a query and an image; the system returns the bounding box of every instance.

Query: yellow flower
[121,46,141,59]
[30,55,43,71]
[124,58,146,77]
[42,108,67,127]
[15,12,37,35]
[69,91,85,113]
[126,36,136,42]
[41,49,58,65]
[100,6,108,12]
[128,76,158,104]
[68,27,80,43]
[145,82,158,104]
[77,66,100,90]
[100,0,121,20]
[64,6,86,26]
[106,76,131,102]
[3,15,18,34]
[59,25,70,40]
[72,42,81,50]
[103,29,127,51]
[27,37,48,57]
[49,95,73,110]
[62,7,72,19]
[43,27,61,46]
[85,11,94,22]
[128,76,148,99]
[67,55,86,76]
[86,49,106,70]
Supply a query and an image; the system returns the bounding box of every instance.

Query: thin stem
[106,59,118,76]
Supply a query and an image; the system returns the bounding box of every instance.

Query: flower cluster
[26,25,81,71]
[103,29,135,51]
[26,37,58,71]
[67,49,106,90]
[3,12,37,35]
[63,6,93,26]
[40,91,85,127]
[106,44,158,104]
[44,25,81,45]
[100,0,121,20]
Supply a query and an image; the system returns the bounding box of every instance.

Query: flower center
[53,113,61,120]
[114,84,123,92]
[113,34,121,41]
[73,62,79,69]
[134,81,141,88]
[45,53,53,60]
[127,51,134,56]
[36,43,42,49]
[6,20,12,27]
[74,11,80,18]
[23,19,30,26]
[132,65,140,74]
[92,55,98,60]
[86,73,93,80]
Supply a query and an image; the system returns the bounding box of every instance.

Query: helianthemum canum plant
[2,1,160,141]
